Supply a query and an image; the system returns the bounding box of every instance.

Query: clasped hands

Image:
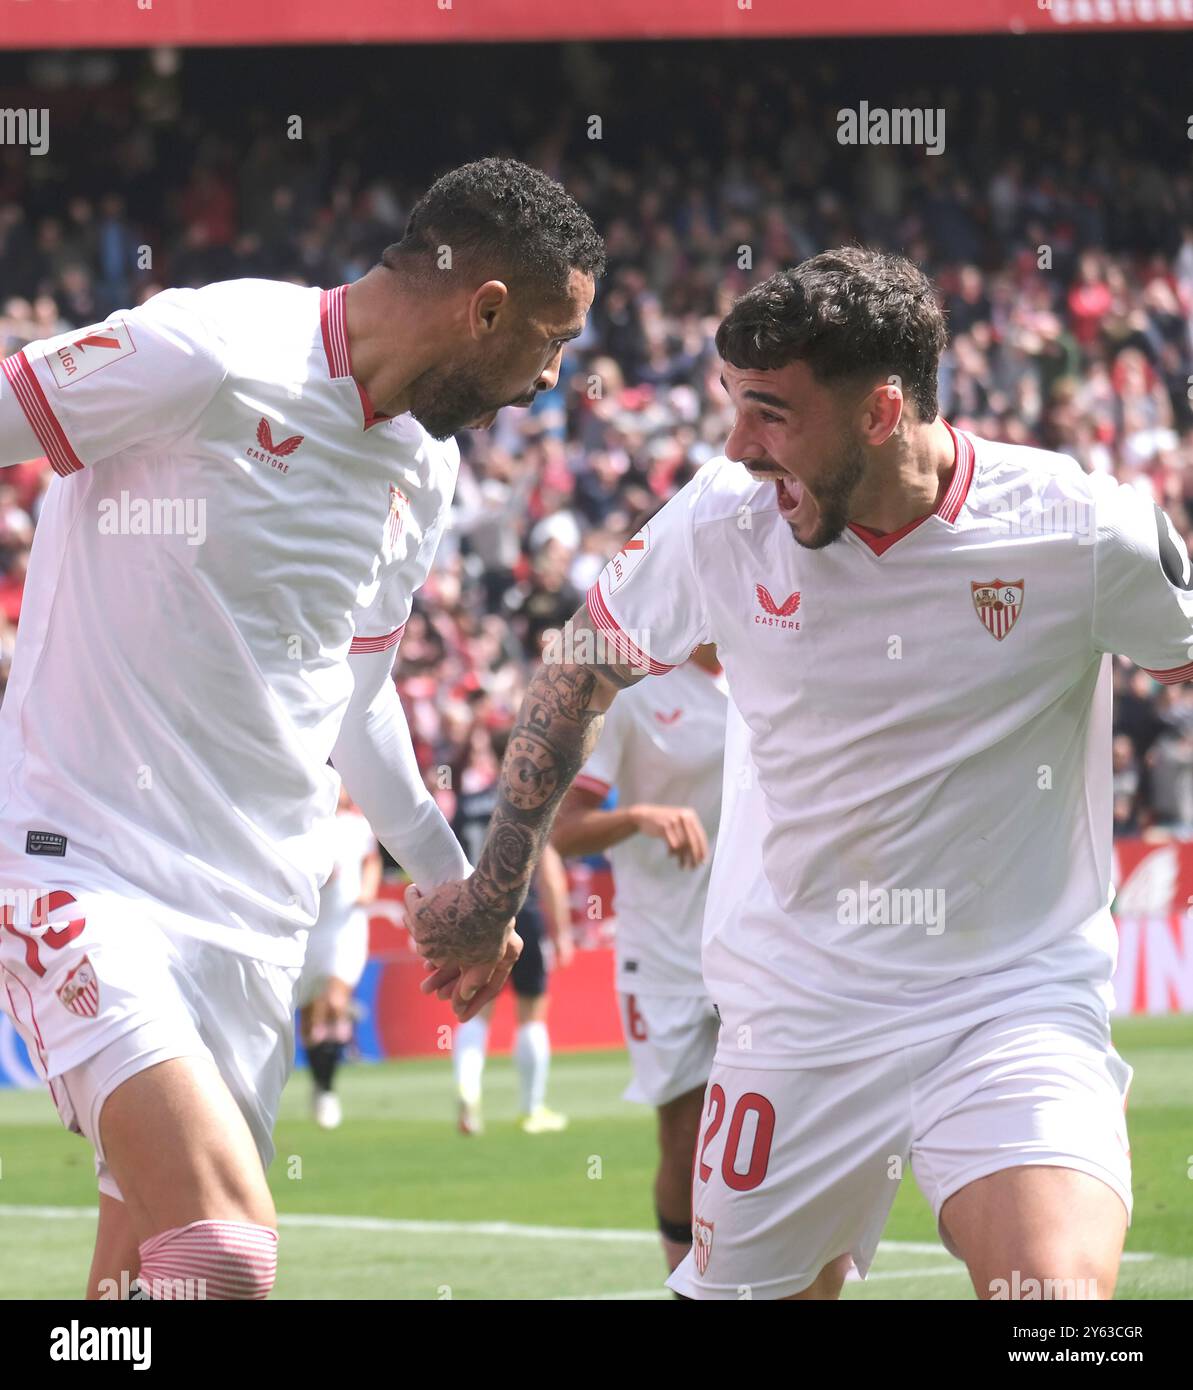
[404,878,523,1022]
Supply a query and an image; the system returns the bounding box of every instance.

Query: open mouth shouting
[772,472,822,536]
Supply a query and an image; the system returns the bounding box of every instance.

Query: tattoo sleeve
[477,604,649,914]
[415,603,651,963]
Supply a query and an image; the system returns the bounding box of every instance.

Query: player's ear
[860,378,903,445]
[470,281,510,337]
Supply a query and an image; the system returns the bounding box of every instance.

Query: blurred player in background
[0,157,602,1298]
[551,641,727,1273]
[410,246,1172,1302]
[452,723,574,1134]
[297,784,381,1130]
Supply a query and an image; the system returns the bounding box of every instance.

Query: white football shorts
[295,906,369,1008]
[619,990,720,1108]
[668,998,1133,1300]
[0,889,299,1202]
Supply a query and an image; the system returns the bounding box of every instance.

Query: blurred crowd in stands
[1,40,1192,840]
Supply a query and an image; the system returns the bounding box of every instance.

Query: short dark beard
[790,438,866,550]
[407,361,501,441]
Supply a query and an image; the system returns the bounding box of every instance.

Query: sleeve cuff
[1141,659,1193,685]
[585,582,676,676]
[349,622,406,655]
[1,351,84,477]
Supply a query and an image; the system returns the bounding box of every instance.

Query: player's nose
[729,440,779,479]
[725,415,761,463]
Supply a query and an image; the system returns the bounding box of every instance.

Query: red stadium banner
[0,0,1190,49]
[1111,838,1193,1015]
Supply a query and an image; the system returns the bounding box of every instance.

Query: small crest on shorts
[693,1216,714,1276]
[971,578,1024,641]
[57,955,99,1018]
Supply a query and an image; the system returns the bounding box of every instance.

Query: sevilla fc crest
[57,955,99,1018]
[693,1216,714,1276]
[971,579,1024,641]
[384,483,409,561]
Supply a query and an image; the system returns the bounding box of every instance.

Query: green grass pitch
[1,1015,1189,1299]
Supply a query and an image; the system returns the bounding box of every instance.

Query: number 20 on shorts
[698,1085,776,1192]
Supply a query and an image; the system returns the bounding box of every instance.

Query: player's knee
[979,1250,1118,1300]
[136,1219,278,1300]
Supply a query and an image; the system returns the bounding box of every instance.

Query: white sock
[454,1017,489,1106]
[515,1020,550,1113]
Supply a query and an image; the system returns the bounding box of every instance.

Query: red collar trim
[936,420,975,523]
[355,380,391,431]
[319,285,351,378]
[847,420,974,556]
[319,284,393,431]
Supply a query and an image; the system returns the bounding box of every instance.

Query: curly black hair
[716,248,947,421]
[383,157,605,304]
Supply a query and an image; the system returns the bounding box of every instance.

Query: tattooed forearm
[484,668,606,887]
[410,606,650,965]
[413,668,603,963]
[506,667,600,812]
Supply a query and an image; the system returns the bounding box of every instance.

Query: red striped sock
[136,1219,278,1300]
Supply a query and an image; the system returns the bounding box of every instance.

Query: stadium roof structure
[2,0,1191,48]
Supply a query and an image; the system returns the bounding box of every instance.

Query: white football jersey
[0,280,459,965]
[574,658,728,995]
[588,425,1193,1065]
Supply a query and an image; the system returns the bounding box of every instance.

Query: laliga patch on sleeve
[46,321,137,389]
[607,524,650,594]
[1154,504,1193,591]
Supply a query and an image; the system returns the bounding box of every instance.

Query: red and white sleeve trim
[1,351,84,476]
[349,622,406,655]
[573,773,612,798]
[585,582,675,676]
[1142,659,1193,685]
